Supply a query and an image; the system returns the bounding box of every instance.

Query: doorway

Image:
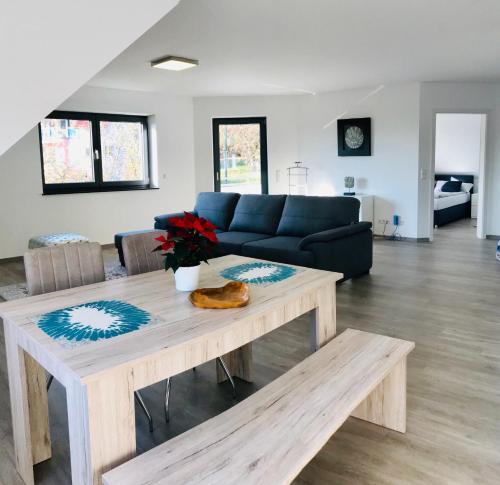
[431,112,487,239]
[212,117,268,194]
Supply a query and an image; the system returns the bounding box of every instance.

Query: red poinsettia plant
[153,212,219,273]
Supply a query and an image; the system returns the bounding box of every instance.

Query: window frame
[212,117,269,194]
[38,110,151,195]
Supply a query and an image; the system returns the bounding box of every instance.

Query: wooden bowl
[189,281,249,309]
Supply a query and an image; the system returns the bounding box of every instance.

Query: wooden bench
[103,329,414,485]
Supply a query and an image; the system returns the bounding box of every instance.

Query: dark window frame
[38,110,151,195]
[212,117,269,194]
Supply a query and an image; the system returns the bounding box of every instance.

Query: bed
[434,174,474,227]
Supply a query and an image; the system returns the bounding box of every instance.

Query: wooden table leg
[66,368,136,485]
[218,280,337,382]
[216,343,253,383]
[25,353,52,464]
[4,321,35,485]
[351,357,408,433]
[310,281,336,351]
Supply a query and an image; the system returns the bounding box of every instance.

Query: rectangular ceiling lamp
[150,56,198,71]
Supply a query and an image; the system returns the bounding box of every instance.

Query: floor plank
[1,220,499,484]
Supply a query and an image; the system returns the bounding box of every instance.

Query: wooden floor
[1,220,499,484]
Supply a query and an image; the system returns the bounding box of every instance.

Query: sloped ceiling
[0,0,179,156]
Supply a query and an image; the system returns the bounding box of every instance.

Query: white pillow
[434,180,446,194]
[461,182,474,193]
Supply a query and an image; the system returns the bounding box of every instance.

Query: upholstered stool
[114,229,159,267]
[28,232,89,250]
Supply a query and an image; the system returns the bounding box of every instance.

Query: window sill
[42,186,159,196]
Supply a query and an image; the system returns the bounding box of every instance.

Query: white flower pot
[174,265,200,291]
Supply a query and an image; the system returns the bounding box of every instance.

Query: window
[212,117,268,194]
[39,111,151,194]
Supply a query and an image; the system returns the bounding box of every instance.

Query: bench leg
[310,281,336,351]
[351,357,407,433]
[216,343,253,383]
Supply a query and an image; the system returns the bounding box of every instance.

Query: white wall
[194,83,421,237]
[0,0,179,157]
[4,81,497,259]
[435,114,482,175]
[0,86,196,259]
[193,96,299,194]
[418,82,500,238]
[296,84,421,237]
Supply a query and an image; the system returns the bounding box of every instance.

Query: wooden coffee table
[0,255,341,485]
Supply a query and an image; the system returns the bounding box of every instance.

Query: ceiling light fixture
[150,55,199,71]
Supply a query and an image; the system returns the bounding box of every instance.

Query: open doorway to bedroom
[432,112,487,239]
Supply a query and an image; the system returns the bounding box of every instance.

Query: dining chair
[122,230,166,276]
[121,232,236,423]
[24,241,105,296]
[24,242,155,432]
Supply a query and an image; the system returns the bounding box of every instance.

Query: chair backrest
[122,230,166,276]
[24,242,105,296]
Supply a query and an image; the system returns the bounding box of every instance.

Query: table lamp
[344,176,355,196]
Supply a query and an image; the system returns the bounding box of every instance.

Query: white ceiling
[88,0,500,97]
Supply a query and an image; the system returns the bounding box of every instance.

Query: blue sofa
[153,192,372,280]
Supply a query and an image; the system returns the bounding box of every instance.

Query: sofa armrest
[299,222,372,249]
[154,211,197,230]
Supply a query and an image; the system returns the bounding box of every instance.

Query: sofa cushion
[277,195,360,237]
[241,236,314,267]
[216,231,271,255]
[194,192,240,231]
[229,194,287,235]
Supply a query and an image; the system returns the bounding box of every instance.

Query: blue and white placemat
[33,300,160,348]
[220,262,298,286]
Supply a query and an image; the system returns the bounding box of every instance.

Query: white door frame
[430,110,489,240]
[476,115,487,239]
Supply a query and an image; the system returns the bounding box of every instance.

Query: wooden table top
[0,255,341,385]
